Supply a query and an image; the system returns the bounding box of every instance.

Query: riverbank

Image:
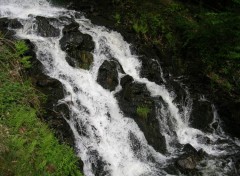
[0,31,83,175]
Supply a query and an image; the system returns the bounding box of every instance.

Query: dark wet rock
[218,101,240,137]
[66,56,76,67]
[139,55,163,84]
[8,19,23,29]
[88,150,111,176]
[116,80,166,153]
[120,75,134,88]
[80,34,95,51]
[176,144,205,174]
[0,18,18,38]
[232,152,240,175]
[34,73,74,146]
[35,16,60,37]
[62,21,80,34]
[164,166,181,175]
[60,22,95,70]
[60,22,94,52]
[129,132,142,154]
[58,16,74,24]
[167,79,188,105]
[129,131,157,163]
[196,135,211,145]
[190,100,214,132]
[66,50,93,69]
[23,39,36,57]
[65,0,115,28]
[177,155,197,170]
[97,60,119,91]
[60,31,84,51]
[0,17,22,29]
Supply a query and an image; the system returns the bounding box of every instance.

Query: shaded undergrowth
[112,0,240,99]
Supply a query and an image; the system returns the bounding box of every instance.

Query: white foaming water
[1,0,239,175]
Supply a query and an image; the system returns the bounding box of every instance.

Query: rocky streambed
[1,0,240,175]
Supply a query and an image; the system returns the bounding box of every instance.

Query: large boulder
[176,144,205,174]
[60,22,94,52]
[0,18,22,29]
[62,21,79,34]
[60,22,95,70]
[97,60,119,91]
[116,75,166,153]
[35,16,60,37]
[0,18,22,38]
[66,50,93,69]
[139,55,164,85]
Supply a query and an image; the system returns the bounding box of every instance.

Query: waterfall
[1,0,239,175]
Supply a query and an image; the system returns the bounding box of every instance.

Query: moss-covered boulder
[60,22,95,70]
[66,50,93,70]
[116,75,166,154]
[35,16,60,37]
[97,60,120,91]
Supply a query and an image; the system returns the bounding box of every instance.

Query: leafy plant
[133,21,148,35]
[137,106,150,119]
[113,12,121,25]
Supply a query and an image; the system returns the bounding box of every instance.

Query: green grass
[0,36,83,176]
[136,106,150,119]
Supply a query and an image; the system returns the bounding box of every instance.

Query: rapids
[0,0,239,175]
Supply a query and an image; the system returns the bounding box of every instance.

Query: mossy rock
[78,50,93,70]
[136,106,150,119]
[97,60,120,91]
[66,50,93,70]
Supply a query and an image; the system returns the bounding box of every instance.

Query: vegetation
[137,106,150,119]
[0,35,83,176]
[112,0,240,98]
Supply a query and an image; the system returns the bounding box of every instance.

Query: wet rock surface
[60,22,95,69]
[88,150,111,176]
[175,144,205,174]
[0,18,22,38]
[35,16,60,37]
[97,60,119,91]
[116,75,166,153]
[190,99,214,132]
[28,51,74,147]
[66,50,94,69]
[218,101,240,137]
[137,46,165,85]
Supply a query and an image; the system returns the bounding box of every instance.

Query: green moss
[137,106,150,119]
[79,51,93,70]
[0,37,83,176]
[208,72,233,92]
[113,12,121,25]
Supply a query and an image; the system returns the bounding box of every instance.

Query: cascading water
[0,0,240,175]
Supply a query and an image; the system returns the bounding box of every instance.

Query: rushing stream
[1,0,240,175]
